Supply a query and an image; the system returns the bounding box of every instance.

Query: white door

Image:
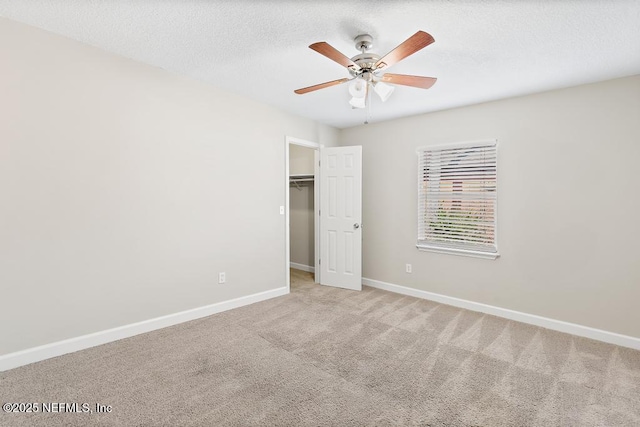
[319,146,362,291]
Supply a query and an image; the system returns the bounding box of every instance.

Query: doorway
[289,145,316,276]
[284,137,363,293]
[285,137,320,292]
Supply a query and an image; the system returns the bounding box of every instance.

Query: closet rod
[289,174,314,190]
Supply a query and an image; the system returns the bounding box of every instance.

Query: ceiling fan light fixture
[373,81,394,102]
[349,96,366,109]
[348,78,367,98]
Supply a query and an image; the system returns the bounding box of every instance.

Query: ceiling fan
[294,31,437,110]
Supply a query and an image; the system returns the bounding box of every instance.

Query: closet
[289,145,315,273]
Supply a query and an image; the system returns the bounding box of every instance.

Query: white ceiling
[1,1,639,128]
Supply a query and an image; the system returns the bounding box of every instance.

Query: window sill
[416,244,499,260]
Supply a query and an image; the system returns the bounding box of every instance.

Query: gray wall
[0,18,338,355]
[289,144,315,176]
[339,75,640,338]
[289,183,314,268]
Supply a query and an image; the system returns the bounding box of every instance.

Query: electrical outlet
[218,272,226,284]
[279,206,285,215]
[405,264,412,273]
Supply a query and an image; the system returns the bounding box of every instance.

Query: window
[417,140,498,259]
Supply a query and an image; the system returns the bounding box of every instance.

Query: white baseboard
[0,286,289,372]
[362,277,640,351]
[290,262,315,273]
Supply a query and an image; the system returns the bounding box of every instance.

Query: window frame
[416,139,499,260]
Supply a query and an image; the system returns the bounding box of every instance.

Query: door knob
[353,223,360,229]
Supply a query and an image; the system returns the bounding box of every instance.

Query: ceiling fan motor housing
[350,34,381,77]
[349,53,381,76]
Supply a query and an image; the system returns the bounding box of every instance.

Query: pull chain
[364,82,371,124]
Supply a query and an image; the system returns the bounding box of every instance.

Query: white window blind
[417,140,498,259]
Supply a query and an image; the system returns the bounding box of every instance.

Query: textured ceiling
[1,1,639,128]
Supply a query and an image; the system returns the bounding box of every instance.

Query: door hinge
[319,259,321,265]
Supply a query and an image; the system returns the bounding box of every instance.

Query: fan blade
[380,73,437,89]
[294,78,350,94]
[309,42,359,70]
[375,31,435,70]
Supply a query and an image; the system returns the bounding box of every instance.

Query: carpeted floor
[1,269,639,426]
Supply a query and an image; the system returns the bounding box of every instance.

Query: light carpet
[1,269,639,426]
